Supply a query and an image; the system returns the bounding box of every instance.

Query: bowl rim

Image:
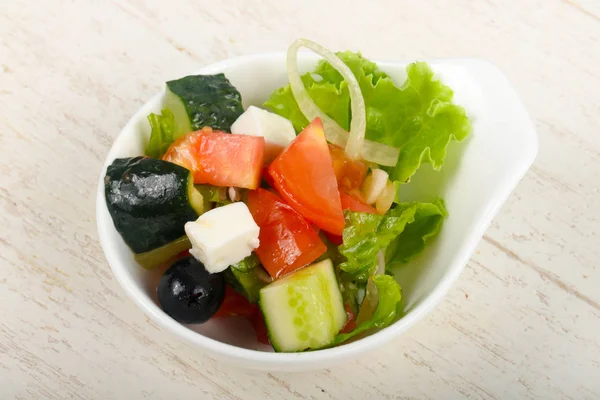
[96,52,538,366]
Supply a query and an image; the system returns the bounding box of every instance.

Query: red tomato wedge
[339,191,378,214]
[268,118,345,235]
[261,165,275,188]
[323,231,343,246]
[329,144,368,191]
[247,188,327,279]
[163,127,265,189]
[213,286,258,319]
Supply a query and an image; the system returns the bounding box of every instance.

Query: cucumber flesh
[259,259,346,352]
[134,235,191,270]
[165,87,192,138]
[187,177,204,215]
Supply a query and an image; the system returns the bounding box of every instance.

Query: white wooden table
[1,0,599,398]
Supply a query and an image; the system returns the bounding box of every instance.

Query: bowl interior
[97,53,537,361]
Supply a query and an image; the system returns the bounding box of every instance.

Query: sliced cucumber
[165,74,244,137]
[187,175,205,215]
[164,88,193,138]
[104,157,204,254]
[259,259,346,352]
[134,235,191,270]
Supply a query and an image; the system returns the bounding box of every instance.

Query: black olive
[157,256,225,323]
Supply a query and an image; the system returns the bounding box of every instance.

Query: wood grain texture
[1,0,599,398]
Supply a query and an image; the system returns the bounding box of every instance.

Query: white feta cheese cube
[231,106,296,162]
[184,202,260,274]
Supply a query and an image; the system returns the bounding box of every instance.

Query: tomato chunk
[261,165,275,188]
[339,191,378,214]
[268,118,345,235]
[329,144,368,191]
[247,188,327,278]
[163,127,265,189]
[323,231,343,246]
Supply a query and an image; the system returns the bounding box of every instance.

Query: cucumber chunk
[134,235,191,270]
[104,157,203,254]
[259,259,346,352]
[165,74,244,137]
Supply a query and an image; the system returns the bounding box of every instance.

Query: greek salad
[104,39,471,352]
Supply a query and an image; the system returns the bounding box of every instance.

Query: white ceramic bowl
[96,52,537,371]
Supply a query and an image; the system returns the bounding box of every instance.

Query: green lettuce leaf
[313,51,389,88]
[376,63,471,182]
[386,198,447,267]
[146,108,176,158]
[332,198,445,340]
[338,198,447,281]
[330,274,402,346]
[264,52,471,182]
[338,207,417,282]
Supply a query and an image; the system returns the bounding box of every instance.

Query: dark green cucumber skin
[166,74,244,132]
[104,157,198,254]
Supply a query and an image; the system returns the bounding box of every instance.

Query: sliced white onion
[355,277,379,325]
[227,187,241,202]
[255,267,273,284]
[375,180,396,214]
[362,168,389,204]
[362,141,401,167]
[286,39,350,147]
[376,250,386,275]
[286,39,400,166]
[356,252,386,323]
